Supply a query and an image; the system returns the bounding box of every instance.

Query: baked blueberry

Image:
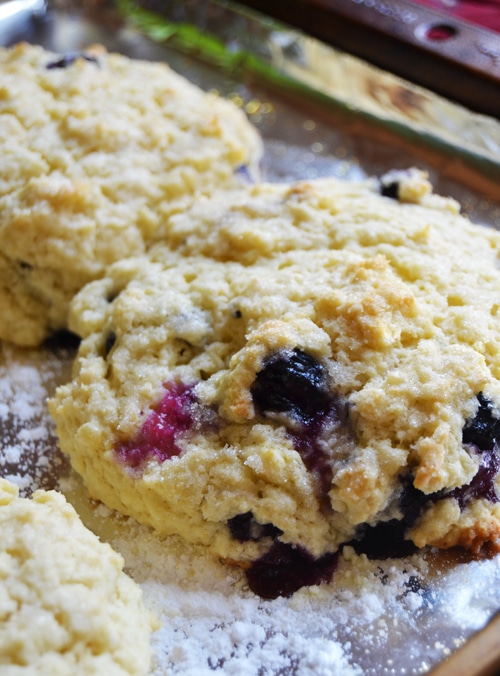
[380,180,400,200]
[463,393,500,451]
[350,520,418,559]
[251,349,330,424]
[46,52,100,69]
[43,329,81,353]
[448,447,500,509]
[234,164,254,183]
[251,349,340,492]
[228,512,283,542]
[245,541,338,599]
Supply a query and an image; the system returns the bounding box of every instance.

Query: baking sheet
[2,1,500,674]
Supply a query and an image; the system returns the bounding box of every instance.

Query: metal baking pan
[1,1,500,674]
[236,0,500,120]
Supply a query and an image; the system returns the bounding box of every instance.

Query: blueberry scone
[49,172,500,598]
[0,42,262,347]
[0,478,156,674]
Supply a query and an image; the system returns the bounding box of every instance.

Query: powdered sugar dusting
[2,343,500,674]
[64,474,500,675]
[0,342,72,493]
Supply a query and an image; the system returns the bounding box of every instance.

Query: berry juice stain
[115,381,197,469]
[289,413,336,495]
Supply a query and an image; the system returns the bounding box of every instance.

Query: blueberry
[350,519,418,559]
[234,164,253,183]
[43,329,81,353]
[454,393,500,508]
[463,393,500,451]
[349,478,429,559]
[251,349,345,495]
[46,53,100,70]
[399,478,433,526]
[380,180,400,200]
[379,170,412,200]
[227,511,283,542]
[448,447,500,509]
[251,349,330,424]
[245,541,338,599]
